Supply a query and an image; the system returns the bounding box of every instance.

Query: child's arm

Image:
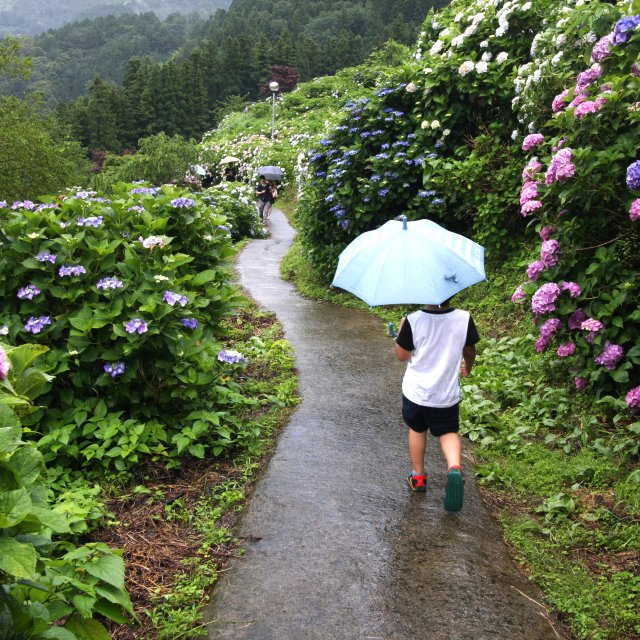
[461,344,476,377]
[395,317,412,362]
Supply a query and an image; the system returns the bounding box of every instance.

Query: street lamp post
[269,81,279,139]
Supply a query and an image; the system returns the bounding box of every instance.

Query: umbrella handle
[388,322,398,338]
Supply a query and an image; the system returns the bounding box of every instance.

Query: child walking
[395,298,479,511]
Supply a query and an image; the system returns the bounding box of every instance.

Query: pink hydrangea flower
[630,199,640,222]
[626,386,640,408]
[540,239,560,267]
[557,342,576,358]
[527,260,547,281]
[594,341,624,370]
[535,336,551,352]
[520,181,539,204]
[521,200,543,216]
[512,285,527,303]
[540,318,562,340]
[531,282,561,314]
[522,134,544,151]
[575,376,589,390]
[568,308,587,329]
[546,148,576,184]
[552,89,569,113]
[522,158,542,181]
[581,318,604,332]
[574,100,603,118]
[568,91,588,109]
[0,347,10,380]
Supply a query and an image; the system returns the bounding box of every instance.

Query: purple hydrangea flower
[125,318,148,334]
[181,318,199,329]
[24,316,51,334]
[540,318,562,340]
[527,260,546,281]
[522,158,542,181]
[557,342,576,358]
[552,89,570,113]
[531,282,561,315]
[594,341,624,370]
[612,15,640,45]
[128,206,145,213]
[217,349,246,364]
[575,376,589,390]
[560,281,582,298]
[539,226,556,241]
[626,386,640,408]
[568,308,588,329]
[546,149,576,185]
[17,285,42,300]
[540,240,560,267]
[591,35,612,62]
[581,318,604,332]
[512,285,526,303]
[130,187,159,196]
[576,64,602,89]
[521,200,543,216]
[171,197,197,208]
[59,265,86,277]
[163,291,188,307]
[520,181,539,205]
[96,277,123,290]
[627,161,640,191]
[103,362,125,378]
[36,251,57,263]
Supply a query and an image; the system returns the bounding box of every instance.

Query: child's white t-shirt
[399,308,475,408]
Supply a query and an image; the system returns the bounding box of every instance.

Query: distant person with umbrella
[224,165,236,182]
[255,175,272,221]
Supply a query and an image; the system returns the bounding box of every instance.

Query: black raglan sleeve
[396,317,415,351]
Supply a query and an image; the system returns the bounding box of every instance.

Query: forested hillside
[0,0,231,36]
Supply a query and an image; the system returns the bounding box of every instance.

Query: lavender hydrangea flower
[77,216,103,227]
[128,206,145,213]
[125,318,148,334]
[24,316,51,334]
[163,291,188,307]
[59,265,86,277]
[581,318,604,332]
[568,308,588,329]
[591,35,612,62]
[103,362,125,378]
[36,251,57,263]
[546,149,576,184]
[627,161,640,191]
[560,281,582,298]
[511,285,526,303]
[0,346,10,380]
[531,282,561,314]
[594,342,624,370]
[96,277,123,290]
[17,285,42,300]
[527,260,546,281]
[540,240,560,267]
[171,197,197,208]
[217,349,246,364]
[626,386,640,408]
[130,187,159,196]
[522,134,544,151]
[630,199,640,222]
[181,318,199,329]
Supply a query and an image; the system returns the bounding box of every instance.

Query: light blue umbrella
[331,216,486,306]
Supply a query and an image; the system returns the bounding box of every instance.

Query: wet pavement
[205,209,562,639]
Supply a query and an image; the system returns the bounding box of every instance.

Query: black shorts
[402,395,459,436]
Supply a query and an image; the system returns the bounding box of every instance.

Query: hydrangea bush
[0,183,254,470]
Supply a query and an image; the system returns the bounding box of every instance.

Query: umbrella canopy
[192,164,207,176]
[219,155,241,164]
[256,165,284,181]
[331,217,486,306]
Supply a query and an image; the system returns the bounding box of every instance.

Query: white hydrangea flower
[521,1,532,10]
[452,34,465,47]
[430,40,444,55]
[528,122,537,133]
[476,60,489,73]
[496,26,507,37]
[584,32,597,44]
[442,129,451,137]
[482,51,493,61]
[464,24,478,37]
[512,96,520,107]
[497,51,509,63]
[454,12,464,22]
[533,69,542,83]
[472,12,485,24]
[511,129,519,140]
[421,120,430,129]
[423,67,433,74]
[551,51,563,66]
[480,40,489,48]
[431,120,441,129]
[555,33,567,47]
[458,60,475,75]
[440,27,451,37]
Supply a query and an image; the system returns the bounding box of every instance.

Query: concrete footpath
[205,208,563,640]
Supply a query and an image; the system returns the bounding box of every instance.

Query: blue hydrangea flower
[97,277,123,291]
[613,15,640,45]
[104,362,125,378]
[181,318,199,329]
[218,349,246,364]
[379,189,389,197]
[163,291,188,307]
[59,265,86,277]
[171,197,196,208]
[125,318,148,334]
[36,251,57,264]
[77,216,103,227]
[627,160,640,190]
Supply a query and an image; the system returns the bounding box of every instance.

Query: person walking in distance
[255,175,272,221]
[395,297,479,511]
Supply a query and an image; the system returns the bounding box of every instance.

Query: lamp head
[269,81,280,93]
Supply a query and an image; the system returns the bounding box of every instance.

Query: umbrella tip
[398,215,408,230]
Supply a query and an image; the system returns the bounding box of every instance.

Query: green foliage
[0,344,132,640]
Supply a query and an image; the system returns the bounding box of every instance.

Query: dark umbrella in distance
[256,165,284,181]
